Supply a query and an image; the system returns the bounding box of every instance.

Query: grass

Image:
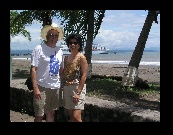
[86,78,159,97]
[85,78,160,111]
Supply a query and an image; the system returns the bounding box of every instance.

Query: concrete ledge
[84,96,160,122]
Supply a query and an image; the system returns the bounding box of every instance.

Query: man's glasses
[69,42,78,45]
[48,34,59,38]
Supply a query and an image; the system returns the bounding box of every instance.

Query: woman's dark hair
[65,33,83,52]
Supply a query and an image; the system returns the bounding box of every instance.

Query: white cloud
[10,10,160,50]
[11,35,30,43]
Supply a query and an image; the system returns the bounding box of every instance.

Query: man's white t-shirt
[31,43,63,89]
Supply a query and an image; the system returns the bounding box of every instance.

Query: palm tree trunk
[10,36,12,80]
[10,49,12,80]
[122,10,156,86]
[84,10,94,78]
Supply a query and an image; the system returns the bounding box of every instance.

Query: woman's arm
[76,55,88,94]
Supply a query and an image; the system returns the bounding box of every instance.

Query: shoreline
[12,59,160,85]
[11,57,160,66]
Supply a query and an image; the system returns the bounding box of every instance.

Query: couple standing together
[31,23,88,122]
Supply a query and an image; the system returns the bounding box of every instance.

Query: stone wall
[10,87,159,122]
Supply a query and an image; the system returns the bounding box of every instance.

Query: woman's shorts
[33,85,61,116]
[63,84,86,110]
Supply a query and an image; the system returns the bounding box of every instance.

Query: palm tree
[84,10,105,78]
[122,10,160,87]
[84,10,95,78]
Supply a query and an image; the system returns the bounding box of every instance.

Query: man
[31,23,64,122]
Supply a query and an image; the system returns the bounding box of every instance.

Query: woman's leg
[67,109,82,122]
[46,110,55,122]
[34,116,43,122]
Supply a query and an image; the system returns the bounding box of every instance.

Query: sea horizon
[11,49,160,66]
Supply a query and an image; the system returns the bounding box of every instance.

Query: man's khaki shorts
[33,85,60,116]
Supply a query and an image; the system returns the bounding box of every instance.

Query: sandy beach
[12,59,160,85]
[92,63,160,85]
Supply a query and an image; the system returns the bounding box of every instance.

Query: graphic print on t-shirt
[49,51,59,76]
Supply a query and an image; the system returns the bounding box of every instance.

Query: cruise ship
[59,44,70,55]
[60,44,109,55]
[91,44,109,54]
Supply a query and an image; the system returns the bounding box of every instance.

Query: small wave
[91,60,160,66]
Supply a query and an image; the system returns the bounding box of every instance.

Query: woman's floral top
[63,56,82,86]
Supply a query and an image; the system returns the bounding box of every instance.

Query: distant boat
[99,52,109,54]
[90,44,109,54]
[114,52,117,54]
[59,44,70,55]
[60,44,86,55]
[60,43,109,55]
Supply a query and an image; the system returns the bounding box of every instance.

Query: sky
[10,10,160,50]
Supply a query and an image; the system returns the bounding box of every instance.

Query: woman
[62,33,88,122]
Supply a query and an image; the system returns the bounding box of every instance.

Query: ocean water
[10,50,160,66]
